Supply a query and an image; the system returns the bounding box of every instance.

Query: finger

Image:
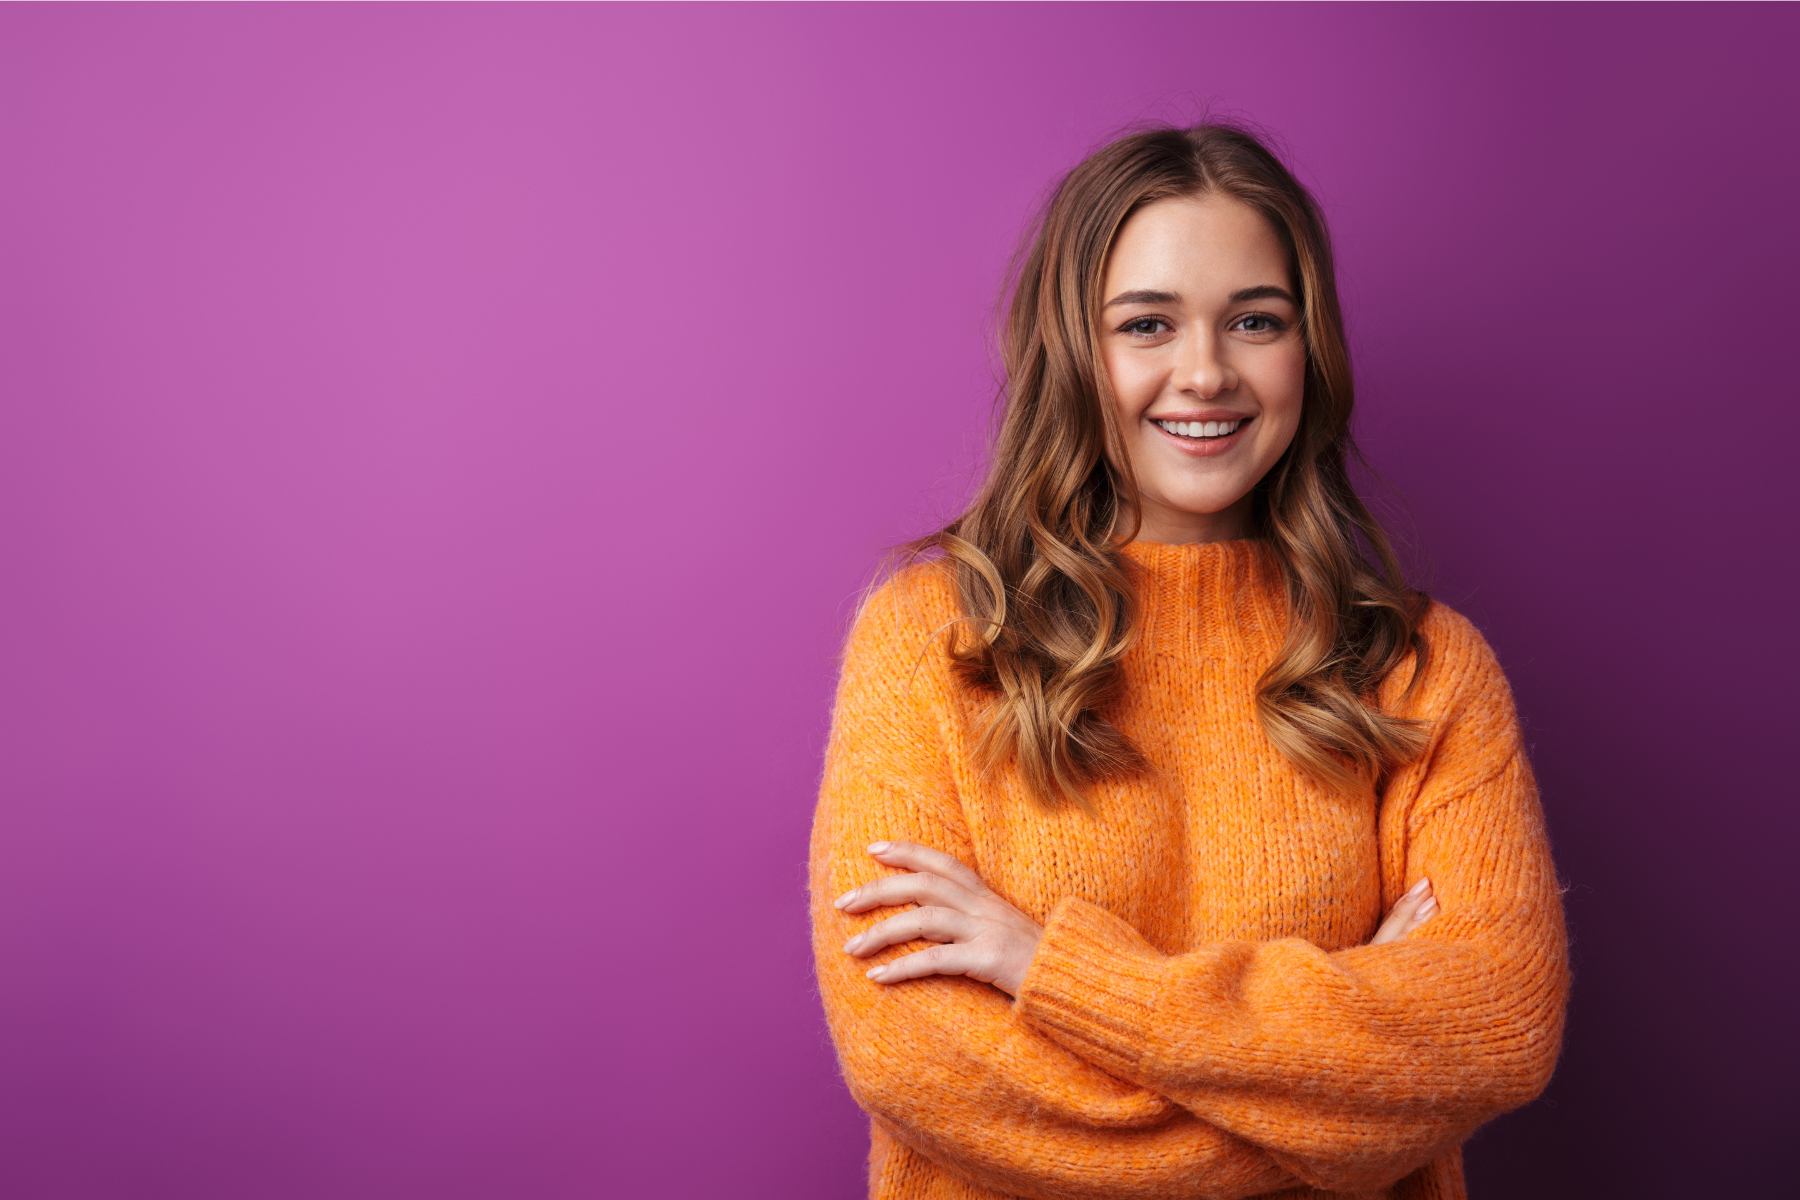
[866,841,990,895]
[1373,879,1428,943]
[1406,886,1439,931]
[1370,878,1432,946]
[1391,894,1438,941]
[865,941,985,985]
[844,906,978,957]
[834,869,984,916]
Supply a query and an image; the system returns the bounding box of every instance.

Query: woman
[810,123,1567,1200]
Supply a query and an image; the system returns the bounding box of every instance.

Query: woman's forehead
[1105,195,1290,295]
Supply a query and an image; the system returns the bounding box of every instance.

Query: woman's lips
[1150,415,1252,457]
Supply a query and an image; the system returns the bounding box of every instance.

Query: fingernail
[866,966,887,981]
[843,935,862,953]
[1408,878,1430,896]
[868,842,890,854]
[1418,899,1438,917]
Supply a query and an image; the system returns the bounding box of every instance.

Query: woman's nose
[1175,332,1235,399]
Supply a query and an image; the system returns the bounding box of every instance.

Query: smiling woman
[1099,197,1307,541]
[811,124,1568,1200]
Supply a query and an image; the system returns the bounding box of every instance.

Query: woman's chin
[1143,486,1253,522]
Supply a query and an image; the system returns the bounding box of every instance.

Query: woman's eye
[1122,317,1168,336]
[1235,313,1284,334]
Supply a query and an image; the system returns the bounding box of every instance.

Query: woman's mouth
[1153,417,1248,442]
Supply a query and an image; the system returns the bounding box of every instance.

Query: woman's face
[1098,193,1306,544]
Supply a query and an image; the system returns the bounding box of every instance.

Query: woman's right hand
[1370,877,1438,945]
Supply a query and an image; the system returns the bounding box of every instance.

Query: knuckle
[912,908,955,940]
[863,875,921,908]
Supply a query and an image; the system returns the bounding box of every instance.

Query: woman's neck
[1120,494,1253,545]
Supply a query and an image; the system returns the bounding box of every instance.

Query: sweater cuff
[1014,897,1169,1082]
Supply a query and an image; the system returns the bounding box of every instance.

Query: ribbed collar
[1118,539,1288,661]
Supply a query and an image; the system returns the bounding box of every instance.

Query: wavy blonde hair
[910,123,1430,807]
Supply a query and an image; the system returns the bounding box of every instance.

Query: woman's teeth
[1155,418,1243,440]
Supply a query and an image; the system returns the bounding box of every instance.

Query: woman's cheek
[1260,352,1306,450]
[1105,353,1149,416]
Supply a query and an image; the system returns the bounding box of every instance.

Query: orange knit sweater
[810,539,1568,1200]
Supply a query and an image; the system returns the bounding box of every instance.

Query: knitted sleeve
[810,572,1299,1200]
[1013,607,1570,1194]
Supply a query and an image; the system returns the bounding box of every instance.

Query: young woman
[810,124,1568,1200]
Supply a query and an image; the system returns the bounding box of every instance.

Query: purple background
[1,4,1793,1197]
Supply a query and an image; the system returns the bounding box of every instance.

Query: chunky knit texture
[810,539,1569,1200]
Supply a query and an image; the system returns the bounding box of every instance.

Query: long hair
[910,123,1430,807]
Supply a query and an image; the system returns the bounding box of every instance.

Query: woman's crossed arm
[838,841,1439,995]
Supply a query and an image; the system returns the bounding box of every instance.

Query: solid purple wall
[0,4,1793,1197]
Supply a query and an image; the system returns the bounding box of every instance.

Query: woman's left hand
[835,841,1043,997]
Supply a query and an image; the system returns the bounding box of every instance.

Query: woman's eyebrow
[1103,285,1298,309]
[1230,285,1297,304]
[1103,289,1179,309]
